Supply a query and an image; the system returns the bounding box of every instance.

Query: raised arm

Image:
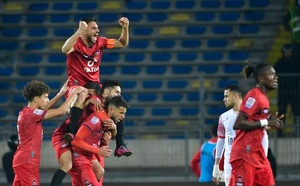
[62,21,88,54]
[44,80,69,110]
[44,86,86,120]
[108,17,129,48]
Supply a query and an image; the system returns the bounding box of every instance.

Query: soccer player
[70,96,129,185]
[212,85,244,185]
[190,125,218,182]
[229,62,284,186]
[50,82,106,186]
[61,16,130,157]
[12,80,85,186]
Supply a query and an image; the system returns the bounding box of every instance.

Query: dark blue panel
[228,51,249,60]
[151,1,171,9]
[186,26,206,35]
[151,53,172,62]
[146,66,166,74]
[212,25,233,34]
[172,66,192,74]
[137,94,158,102]
[142,81,163,89]
[23,54,43,63]
[179,107,199,116]
[167,80,188,89]
[198,65,218,74]
[77,2,98,10]
[181,40,201,48]
[152,108,172,116]
[126,1,147,9]
[175,1,196,9]
[53,2,73,10]
[121,66,141,75]
[219,12,240,21]
[195,12,215,21]
[45,67,65,75]
[177,52,197,61]
[162,93,183,101]
[28,3,49,11]
[203,52,223,61]
[133,27,153,36]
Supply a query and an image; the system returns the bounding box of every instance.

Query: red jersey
[72,109,109,160]
[13,107,47,167]
[67,36,108,86]
[230,87,270,167]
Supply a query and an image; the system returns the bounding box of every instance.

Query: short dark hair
[225,84,245,98]
[84,81,101,95]
[100,80,122,95]
[80,17,97,24]
[108,96,129,109]
[22,80,50,101]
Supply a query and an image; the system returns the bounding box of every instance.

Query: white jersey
[218,109,238,159]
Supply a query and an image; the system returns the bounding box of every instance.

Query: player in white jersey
[212,85,244,186]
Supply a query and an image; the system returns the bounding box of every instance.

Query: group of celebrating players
[12,17,132,186]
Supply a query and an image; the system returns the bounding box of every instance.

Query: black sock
[116,120,125,148]
[50,169,67,186]
[68,107,83,135]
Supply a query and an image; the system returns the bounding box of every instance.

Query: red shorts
[13,163,40,186]
[229,159,275,186]
[70,152,98,186]
[52,127,72,161]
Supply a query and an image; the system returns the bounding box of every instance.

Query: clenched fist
[119,17,129,28]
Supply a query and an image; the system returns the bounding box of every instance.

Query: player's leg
[64,89,88,142]
[114,120,132,157]
[91,158,104,181]
[50,131,73,186]
[50,150,72,186]
[223,157,232,186]
[80,163,100,185]
[13,164,39,186]
[229,160,255,186]
[253,163,275,186]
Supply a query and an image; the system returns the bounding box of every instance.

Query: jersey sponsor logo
[91,116,99,125]
[245,97,255,109]
[33,109,43,115]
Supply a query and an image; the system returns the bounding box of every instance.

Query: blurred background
[0,0,300,184]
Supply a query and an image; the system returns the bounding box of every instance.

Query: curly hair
[22,80,50,101]
[242,61,270,82]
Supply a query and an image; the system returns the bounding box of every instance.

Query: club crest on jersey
[33,109,43,115]
[245,97,255,109]
[91,116,99,125]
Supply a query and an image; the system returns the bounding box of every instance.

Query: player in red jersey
[229,62,284,186]
[51,82,107,186]
[12,80,86,186]
[61,16,130,157]
[70,96,128,185]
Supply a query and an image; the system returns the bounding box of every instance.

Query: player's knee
[95,167,104,180]
[60,161,72,172]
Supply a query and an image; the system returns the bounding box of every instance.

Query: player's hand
[78,21,88,33]
[119,17,129,28]
[268,112,284,130]
[89,98,103,111]
[102,131,112,145]
[212,165,221,185]
[102,119,116,130]
[73,86,88,95]
[58,79,69,96]
[98,146,112,158]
